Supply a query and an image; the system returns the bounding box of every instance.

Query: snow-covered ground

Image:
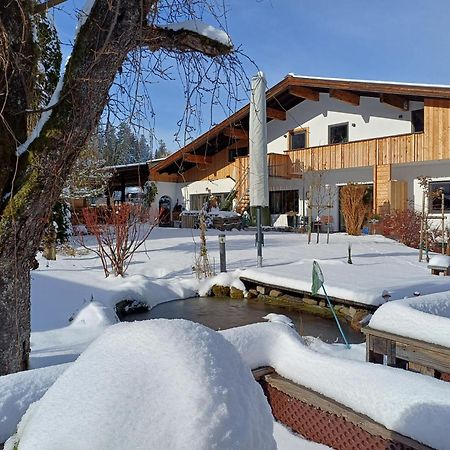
[3,321,450,449]
[2,228,448,448]
[30,228,450,368]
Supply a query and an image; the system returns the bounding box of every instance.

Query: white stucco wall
[150,181,186,221]
[391,161,450,229]
[181,178,236,210]
[267,93,423,153]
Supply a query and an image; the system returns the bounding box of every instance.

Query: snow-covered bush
[6,320,276,450]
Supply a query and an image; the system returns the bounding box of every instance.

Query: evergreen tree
[154,139,170,159]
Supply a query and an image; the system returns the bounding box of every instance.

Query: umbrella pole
[256,206,263,267]
[321,285,350,349]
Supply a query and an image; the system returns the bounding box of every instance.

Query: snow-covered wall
[267,94,423,153]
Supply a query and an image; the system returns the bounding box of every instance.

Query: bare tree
[0,0,243,374]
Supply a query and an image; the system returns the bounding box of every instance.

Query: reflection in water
[123,297,364,344]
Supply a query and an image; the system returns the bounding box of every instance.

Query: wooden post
[419,191,426,262]
[441,190,446,255]
[307,186,312,244]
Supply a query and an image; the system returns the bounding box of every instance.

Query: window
[412,109,424,133]
[429,181,450,213]
[328,123,348,144]
[269,190,299,214]
[289,128,308,150]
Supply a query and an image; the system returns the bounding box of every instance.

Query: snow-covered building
[150,75,450,230]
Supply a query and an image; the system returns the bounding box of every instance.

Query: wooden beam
[380,93,409,111]
[183,154,212,165]
[329,89,360,106]
[223,127,248,140]
[288,86,319,101]
[266,106,286,121]
[222,139,248,152]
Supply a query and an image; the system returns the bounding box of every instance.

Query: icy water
[123,297,365,344]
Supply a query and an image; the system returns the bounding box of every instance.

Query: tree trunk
[0,0,232,375]
[0,258,31,374]
[0,0,148,375]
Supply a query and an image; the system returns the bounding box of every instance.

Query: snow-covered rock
[6,320,276,450]
[263,313,295,328]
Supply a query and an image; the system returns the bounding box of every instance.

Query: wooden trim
[223,140,248,152]
[380,93,409,111]
[265,374,433,449]
[330,89,360,106]
[266,106,286,121]
[288,85,320,101]
[287,75,450,100]
[183,154,212,165]
[288,126,309,150]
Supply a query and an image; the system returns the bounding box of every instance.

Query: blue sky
[53,0,450,151]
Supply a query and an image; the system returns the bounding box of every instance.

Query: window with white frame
[429,181,450,213]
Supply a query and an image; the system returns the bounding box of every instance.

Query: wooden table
[362,326,450,381]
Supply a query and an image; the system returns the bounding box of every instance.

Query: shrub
[382,208,422,248]
[79,204,154,277]
[340,183,369,235]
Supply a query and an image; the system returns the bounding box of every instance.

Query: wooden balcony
[268,153,303,179]
[285,132,429,172]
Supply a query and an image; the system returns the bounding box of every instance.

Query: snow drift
[6,320,276,450]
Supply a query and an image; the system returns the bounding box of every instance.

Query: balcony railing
[285,132,426,172]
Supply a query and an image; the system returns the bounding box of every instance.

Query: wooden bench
[362,326,450,381]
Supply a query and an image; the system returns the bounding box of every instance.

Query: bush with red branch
[381,208,422,248]
[80,204,154,277]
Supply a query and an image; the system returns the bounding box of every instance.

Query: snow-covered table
[362,326,450,381]
[364,291,450,380]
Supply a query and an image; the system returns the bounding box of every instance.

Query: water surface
[124,296,364,344]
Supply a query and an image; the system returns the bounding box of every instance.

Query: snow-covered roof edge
[287,74,450,90]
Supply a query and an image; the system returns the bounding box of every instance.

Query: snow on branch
[142,20,233,57]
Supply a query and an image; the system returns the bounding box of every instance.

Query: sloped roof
[151,75,450,177]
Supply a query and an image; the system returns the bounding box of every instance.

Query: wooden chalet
[149,75,450,229]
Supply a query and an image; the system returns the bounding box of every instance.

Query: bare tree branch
[141,25,232,57]
[33,0,69,15]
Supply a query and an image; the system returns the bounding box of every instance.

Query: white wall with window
[389,161,450,228]
[181,178,235,210]
[267,93,424,154]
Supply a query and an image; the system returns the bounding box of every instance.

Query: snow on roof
[287,74,450,90]
[369,291,450,347]
[5,320,276,450]
[165,20,232,47]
